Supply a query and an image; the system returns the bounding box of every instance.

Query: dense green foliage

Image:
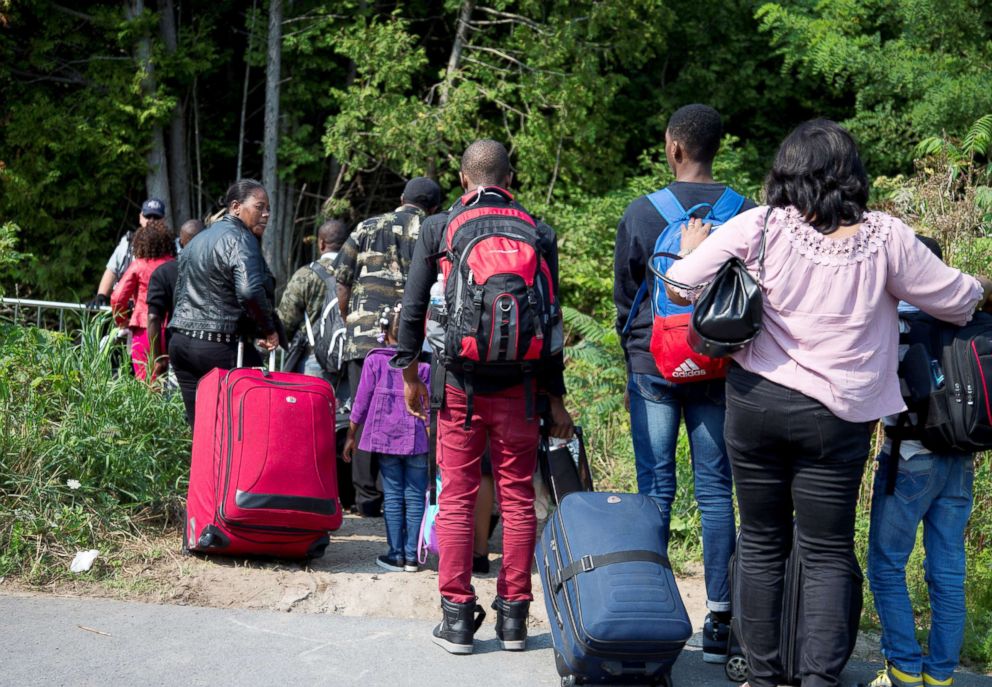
[0,319,190,582]
[3,0,992,669]
[758,0,992,171]
[4,0,987,299]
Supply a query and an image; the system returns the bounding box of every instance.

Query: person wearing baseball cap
[91,197,168,307]
[401,177,442,213]
[140,197,166,220]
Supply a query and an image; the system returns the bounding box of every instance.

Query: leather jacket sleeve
[229,229,276,336]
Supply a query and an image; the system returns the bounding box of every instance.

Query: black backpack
[439,188,562,371]
[885,310,992,491]
[306,262,347,375]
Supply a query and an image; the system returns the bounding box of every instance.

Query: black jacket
[391,189,566,397]
[170,215,276,337]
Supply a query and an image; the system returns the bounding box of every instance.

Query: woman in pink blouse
[666,119,991,687]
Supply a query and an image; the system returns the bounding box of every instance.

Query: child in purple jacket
[344,305,431,572]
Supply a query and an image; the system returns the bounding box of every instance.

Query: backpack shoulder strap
[307,261,335,284]
[645,188,687,226]
[709,188,746,222]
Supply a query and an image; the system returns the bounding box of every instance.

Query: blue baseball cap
[141,197,166,218]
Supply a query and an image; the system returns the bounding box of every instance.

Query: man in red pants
[392,140,573,654]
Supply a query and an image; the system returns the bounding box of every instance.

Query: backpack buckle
[580,555,595,572]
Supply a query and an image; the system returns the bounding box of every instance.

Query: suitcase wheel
[560,676,577,687]
[726,653,748,683]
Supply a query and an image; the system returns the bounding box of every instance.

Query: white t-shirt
[106,234,133,281]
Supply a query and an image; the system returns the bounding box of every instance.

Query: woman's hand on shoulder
[679,217,712,257]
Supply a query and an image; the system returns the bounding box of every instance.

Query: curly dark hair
[132,218,176,259]
[765,119,869,234]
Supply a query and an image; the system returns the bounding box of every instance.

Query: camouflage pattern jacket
[276,252,338,345]
[335,206,424,362]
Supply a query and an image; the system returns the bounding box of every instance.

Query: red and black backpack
[436,186,563,373]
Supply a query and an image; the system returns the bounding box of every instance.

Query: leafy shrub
[562,306,701,560]
[0,318,190,582]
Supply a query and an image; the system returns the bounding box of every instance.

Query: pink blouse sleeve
[665,206,765,301]
[885,218,983,326]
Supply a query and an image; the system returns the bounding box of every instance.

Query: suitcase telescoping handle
[236,341,277,372]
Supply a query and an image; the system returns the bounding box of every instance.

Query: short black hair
[224,178,266,208]
[765,119,869,234]
[317,219,350,251]
[461,140,511,186]
[666,104,723,163]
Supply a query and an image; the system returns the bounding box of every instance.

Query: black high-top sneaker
[432,597,486,655]
[703,612,731,663]
[492,597,530,651]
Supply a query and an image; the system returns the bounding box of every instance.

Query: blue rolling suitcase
[537,491,692,686]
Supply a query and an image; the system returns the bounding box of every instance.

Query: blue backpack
[623,186,745,382]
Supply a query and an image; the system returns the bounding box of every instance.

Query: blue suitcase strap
[553,550,671,593]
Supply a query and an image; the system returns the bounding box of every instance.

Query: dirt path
[6,514,712,633]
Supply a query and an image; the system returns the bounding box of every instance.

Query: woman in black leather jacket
[168,179,280,425]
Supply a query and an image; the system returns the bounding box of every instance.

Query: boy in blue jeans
[867,237,974,687]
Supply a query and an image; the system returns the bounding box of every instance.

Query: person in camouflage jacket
[334,176,441,516]
[277,219,351,370]
[335,177,442,369]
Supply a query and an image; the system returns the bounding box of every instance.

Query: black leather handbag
[655,209,769,358]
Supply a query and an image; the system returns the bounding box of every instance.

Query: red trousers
[437,384,539,603]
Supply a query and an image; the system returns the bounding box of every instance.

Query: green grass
[0,317,190,583]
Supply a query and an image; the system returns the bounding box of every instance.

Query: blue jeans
[867,451,974,681]
[377,453,429,561]
[627,372,735,611]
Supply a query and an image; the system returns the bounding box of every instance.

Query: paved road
[2,594,990,687]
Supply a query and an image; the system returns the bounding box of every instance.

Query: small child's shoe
[404,559,419,572]
[375,554,404,572]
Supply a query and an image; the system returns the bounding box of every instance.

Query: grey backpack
[306,262,347,374]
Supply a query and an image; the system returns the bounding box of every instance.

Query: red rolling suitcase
[183,350,342,559]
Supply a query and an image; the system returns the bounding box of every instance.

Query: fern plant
[916,113,992,177]
[562,306,626,418]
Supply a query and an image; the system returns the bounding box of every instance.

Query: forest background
[2,0,992,668]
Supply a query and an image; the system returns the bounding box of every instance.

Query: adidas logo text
[672,358,707,378]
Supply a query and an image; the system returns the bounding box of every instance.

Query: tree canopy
[0,0,989,299]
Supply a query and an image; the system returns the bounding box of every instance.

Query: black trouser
[725,365,870,687]
[169,332,261,426]
[348,358,382,516]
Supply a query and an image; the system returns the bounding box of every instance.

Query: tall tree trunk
[159,0,191,226]
[439,0,475,109]
[236,0,258,181]
[261,0,282,284]
[428,0,475,176]
[130,0,171,223]
[192,76,203,220]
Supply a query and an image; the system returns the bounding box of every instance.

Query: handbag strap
[648,208,772,292]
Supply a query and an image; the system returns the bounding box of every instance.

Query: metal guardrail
[0,297,111,332]
[1,296,288,368]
